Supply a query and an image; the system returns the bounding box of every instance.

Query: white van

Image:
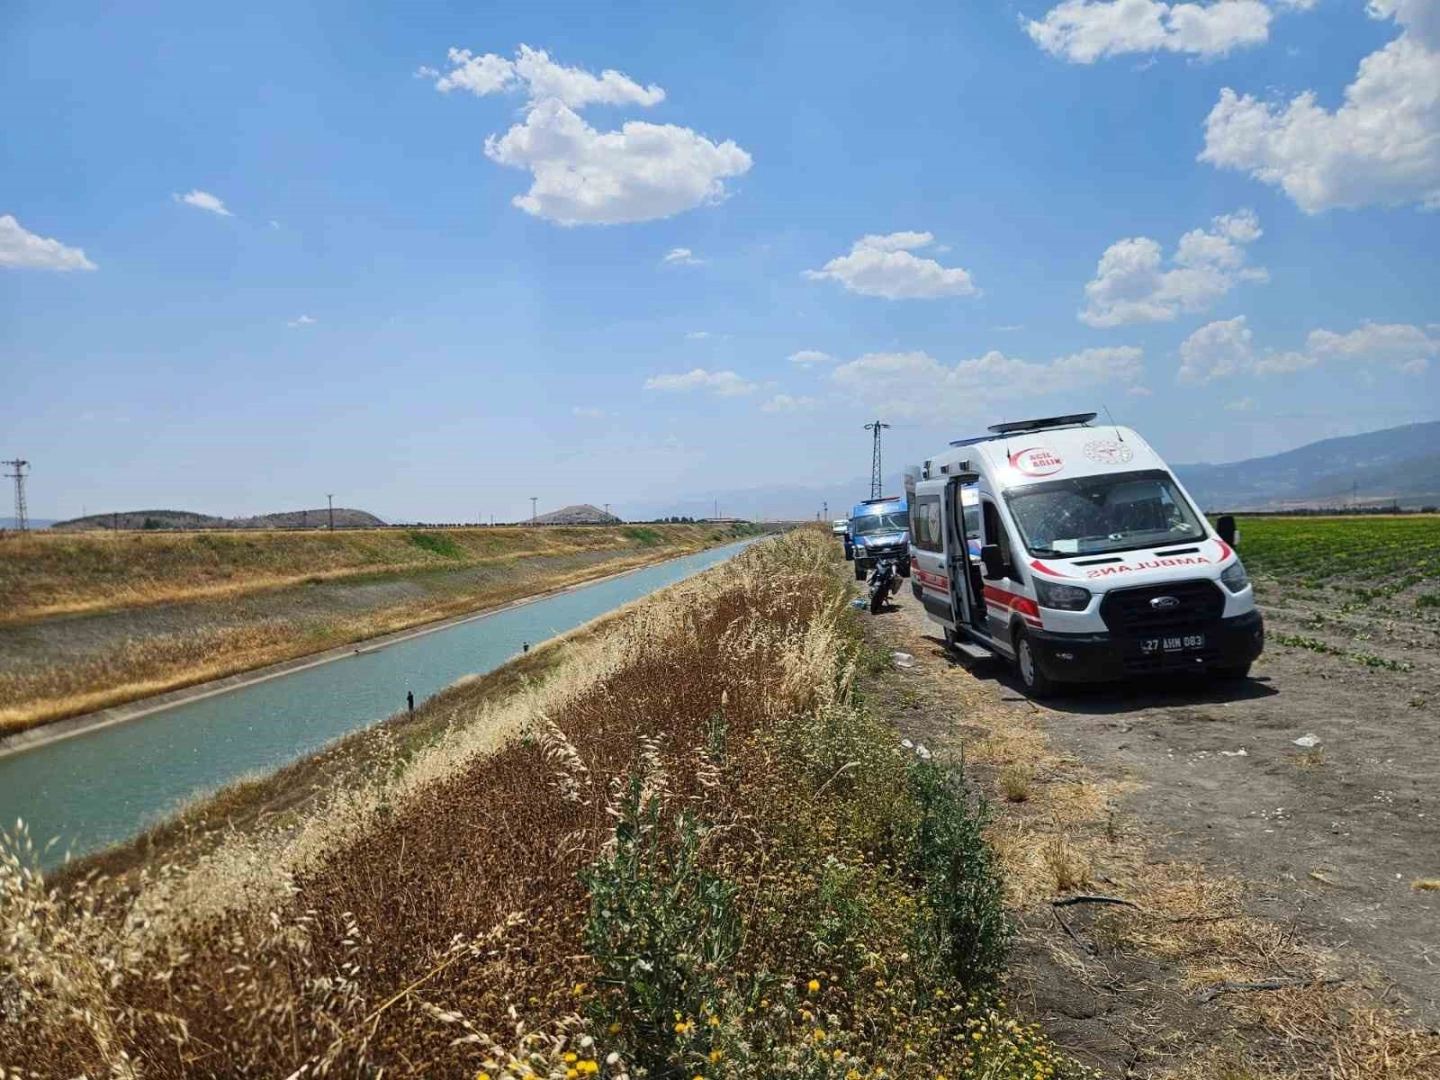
[905,413,1264,697]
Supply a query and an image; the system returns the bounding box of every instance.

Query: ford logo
[1150,596,1181,610]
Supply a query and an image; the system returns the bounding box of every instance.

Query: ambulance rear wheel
[1212,662,1252,680]
[1014,628,1057,699]
[854,562,866,581]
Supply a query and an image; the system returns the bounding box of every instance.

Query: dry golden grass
[0,531,748,735]
[1413,878,1440,891]
[0,531,861,1076]
[998,762,1033,802]
[0,522,729,622]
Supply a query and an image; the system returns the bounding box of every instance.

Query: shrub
[583,778,739,1075]
[903,758,1011,988]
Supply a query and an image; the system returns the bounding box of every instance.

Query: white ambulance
[905,413,1264,697]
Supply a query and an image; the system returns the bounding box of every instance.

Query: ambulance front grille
[1099,579,1225,635]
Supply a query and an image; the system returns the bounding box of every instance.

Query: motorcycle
[867,557,902,615]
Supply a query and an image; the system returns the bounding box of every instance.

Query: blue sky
[3,0,1437,521]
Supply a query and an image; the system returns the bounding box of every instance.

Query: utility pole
[822,500,828,520]
[604,502,611,519]
[530,497,538,524]
[326,494,335,531]
[3,460,29,532]
[864,421,891,500]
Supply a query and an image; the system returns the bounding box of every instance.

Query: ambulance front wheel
[1014,628,1057,699]
[1212,662,1252,680]
[854,561,867,581]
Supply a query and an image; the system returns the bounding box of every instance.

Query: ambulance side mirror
[1215,514,1238,548]
[980,544,1005,579]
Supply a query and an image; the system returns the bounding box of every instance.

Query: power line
[326,493,335,532]
[863,421,890,500]
[530,496,538,524]
[3,459,30,532]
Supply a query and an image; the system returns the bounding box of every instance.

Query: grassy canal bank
[0,523,762,734]
[2,528,1091,1079]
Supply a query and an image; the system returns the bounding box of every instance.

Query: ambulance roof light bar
[987,412,1098,435]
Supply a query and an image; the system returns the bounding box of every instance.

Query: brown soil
[855,581,1440,1078]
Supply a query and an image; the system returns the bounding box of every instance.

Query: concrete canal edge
[0,540,757,760]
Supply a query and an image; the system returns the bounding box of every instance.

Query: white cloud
[685,330,712,340]
[831,345,1143,419]
[663,247,704,266]
[760,393,819,413]
[287,314,317,328]
[1179,317,1434,381]
[424,45,665,108]
[1307,321,1437,374]
[1126,385,1155,396]
[644,368,758,397]
[1024,0,1272,64]
[173,190,232,217]
[788,349,834,366]
[804,231,977,300]
[572,405,605,418]
[1225,396,1257,411]
[992,323,1025,332]
[1080,209,1266,327]
[483,98,751,226]
[1200,3,1440,212]
[423,46,749,226]
[1178,314,1254,383]
[0,215,96,271]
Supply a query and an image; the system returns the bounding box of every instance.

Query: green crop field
[1236,515,1440,597]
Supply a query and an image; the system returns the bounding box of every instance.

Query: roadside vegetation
[0,529,1092,1078]
[0,523,762,734]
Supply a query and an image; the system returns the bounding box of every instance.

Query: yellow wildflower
[710,1050,724,1063]
[813,1029,826,1041]
[807,978,821,993]
[564,1054,578,1064]
[573,982,586,995]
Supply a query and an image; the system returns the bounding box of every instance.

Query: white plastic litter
[1292,734,1321,748]
[1219,749,1249,757]
[892,651,916,668]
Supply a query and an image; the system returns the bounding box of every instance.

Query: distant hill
[50,507,388,531]
[1174,421,1440,511]
[532,503,621,525]
[0,518,57,530]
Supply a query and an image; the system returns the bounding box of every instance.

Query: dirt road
[857,583,1439,1076]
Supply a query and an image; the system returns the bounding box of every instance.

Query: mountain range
[623,420,1440,520]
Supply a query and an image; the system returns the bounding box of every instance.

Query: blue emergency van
[846,496,910,581]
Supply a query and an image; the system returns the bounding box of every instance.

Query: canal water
[0,539,757,862]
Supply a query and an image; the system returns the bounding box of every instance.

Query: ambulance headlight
[1034,579,1091,611]
[1220,559,1250,594]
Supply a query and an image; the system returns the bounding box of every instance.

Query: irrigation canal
[0,538,759,865]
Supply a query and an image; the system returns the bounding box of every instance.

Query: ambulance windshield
[853,511,908,535]
[1003,469,1206,558]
